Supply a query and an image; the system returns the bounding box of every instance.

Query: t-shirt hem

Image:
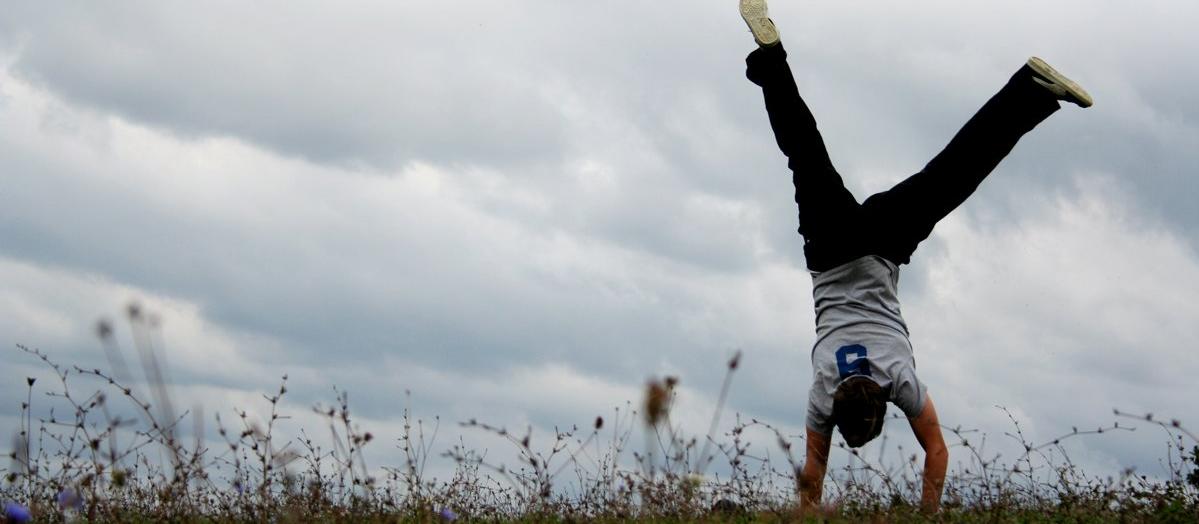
[806,421,833,436]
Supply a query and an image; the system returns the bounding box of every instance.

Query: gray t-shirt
[806,255,927,435]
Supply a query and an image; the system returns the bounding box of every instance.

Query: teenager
[738,0,1092,511]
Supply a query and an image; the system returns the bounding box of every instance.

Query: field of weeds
[3,310,1198,522]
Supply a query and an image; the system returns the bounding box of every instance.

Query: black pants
[747,44,1060,271]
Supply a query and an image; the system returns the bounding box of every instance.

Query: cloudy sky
[2,1,1197,488]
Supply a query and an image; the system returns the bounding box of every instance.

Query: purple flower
[57,488,83,511]
[4,501,32,523]
[438,507,458,521]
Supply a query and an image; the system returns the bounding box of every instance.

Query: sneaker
[740,0,779,47]
[1027,57,1093,108]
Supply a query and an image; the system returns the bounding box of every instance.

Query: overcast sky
[2,1,1197,488]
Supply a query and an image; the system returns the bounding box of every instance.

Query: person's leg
[746,43,864,271]
[860,61,1081,265]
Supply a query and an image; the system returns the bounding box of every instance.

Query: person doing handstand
[738,0,1092,512]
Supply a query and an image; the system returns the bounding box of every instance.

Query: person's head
[832,376,888,448]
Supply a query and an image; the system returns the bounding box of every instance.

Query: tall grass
[3,306,1197,522]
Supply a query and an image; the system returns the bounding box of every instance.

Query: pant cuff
[745,42,788,85]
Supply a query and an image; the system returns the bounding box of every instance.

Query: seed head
[644,379,671,427]
[96,320,114,339]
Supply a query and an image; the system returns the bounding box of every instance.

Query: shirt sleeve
[890,363,927,418]
[806,382,834,435]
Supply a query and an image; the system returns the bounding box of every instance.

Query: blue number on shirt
[836,344,871,378]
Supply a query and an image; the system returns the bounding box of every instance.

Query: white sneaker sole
[1027,57,1093,108]
[740,0,779,46]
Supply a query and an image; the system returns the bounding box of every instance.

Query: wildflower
[438,507,458,521]
[4,501,31,523]
[57,488,83,511]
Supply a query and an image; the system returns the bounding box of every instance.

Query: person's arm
[908,394,948,512]
[799,427,831,510]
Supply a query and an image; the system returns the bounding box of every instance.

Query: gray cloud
[0,2,567,168]
[2,0,1198,483]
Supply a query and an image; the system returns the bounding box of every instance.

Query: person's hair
[832,376,888,448]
